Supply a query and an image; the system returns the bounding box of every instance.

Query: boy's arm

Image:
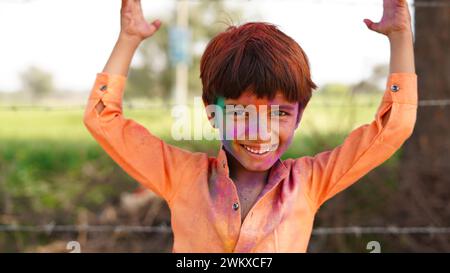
[83,0,203,202]
[95,0,162,113]
[365,0,415,74]
[300,0,417,211]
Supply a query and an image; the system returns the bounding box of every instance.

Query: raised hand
[120,0,161,42]
[363,0,412,38]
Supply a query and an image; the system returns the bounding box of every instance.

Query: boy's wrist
[388,28,415,74]
[118,33,142,48]
[388,29,413,43]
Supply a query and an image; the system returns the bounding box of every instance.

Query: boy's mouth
[239,143,278,156]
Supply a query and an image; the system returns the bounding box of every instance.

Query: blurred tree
[125,0,244,101]
[19,66,54,100]
[399,0,450,251]
[351,64,388,94]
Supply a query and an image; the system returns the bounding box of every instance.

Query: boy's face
[217,90,303,172]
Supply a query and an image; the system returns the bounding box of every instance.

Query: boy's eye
[235,109,246,116]
[271,110,288,117]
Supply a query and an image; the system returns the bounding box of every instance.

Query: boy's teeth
[242,144,278,155]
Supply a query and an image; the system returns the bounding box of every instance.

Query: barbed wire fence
[1,224,450,236]
[0,98,449,111]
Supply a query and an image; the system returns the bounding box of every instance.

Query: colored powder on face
[216,96,225,110]
[216,96,228,138]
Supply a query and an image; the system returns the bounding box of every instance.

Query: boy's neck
[225,149,270,186]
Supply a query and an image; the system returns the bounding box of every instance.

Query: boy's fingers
[136,0,143,13]
[121,0,132,13]
[396,0,408,7]
[363,19,380,33]
[153,19,162,29]
[123,0,132,8]
[148,19,162,35]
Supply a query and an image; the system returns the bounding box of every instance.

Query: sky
[0,0,415,92]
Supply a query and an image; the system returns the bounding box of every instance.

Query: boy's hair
[200,22,317,108]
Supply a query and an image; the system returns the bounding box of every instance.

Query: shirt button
[100,85,108,91]
[232,202,239,211]
[390,84,400,92]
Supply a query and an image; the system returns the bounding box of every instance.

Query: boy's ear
[204,96,226,129]
[203,100,217,128]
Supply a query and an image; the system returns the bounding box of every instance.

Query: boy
[84,0,417,252]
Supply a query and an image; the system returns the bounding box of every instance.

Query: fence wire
[0,99,449,111]
[1,224,450,236]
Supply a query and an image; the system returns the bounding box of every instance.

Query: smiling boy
[84,0,417,252]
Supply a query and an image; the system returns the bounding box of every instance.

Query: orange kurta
[83,72,417,252]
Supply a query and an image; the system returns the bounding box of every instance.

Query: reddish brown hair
[200,22,317,108]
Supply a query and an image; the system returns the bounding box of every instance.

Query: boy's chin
[237,156,278,172]
[241,162,273,172]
